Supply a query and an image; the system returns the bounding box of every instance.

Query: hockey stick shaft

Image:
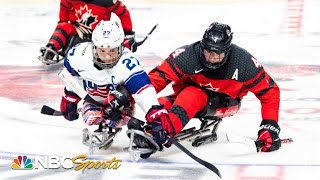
[41,104,142,126]
[57,68,222,178]
[255,138,293,150]
[135,24,158,47]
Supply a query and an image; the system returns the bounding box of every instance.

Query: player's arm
[122,58,174,146]
[148,54,185,93]
[109,0,136,52]
[110,0,132,32]
[245,68,280,122]
[59,0,72,23]
[244,62,281,152]
[59,47,84,121]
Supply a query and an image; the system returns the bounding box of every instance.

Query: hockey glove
[256,120,281,152]
[60,87,81,121]
[123,31,138,52]
[101,85,131,121]
[145,105,175,148]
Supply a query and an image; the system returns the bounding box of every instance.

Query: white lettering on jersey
[232,68,238,80]
[172,48,186,58]
[251,57,262,68]
[150,109,168,119]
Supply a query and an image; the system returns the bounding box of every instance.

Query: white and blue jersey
[63,42,159,113]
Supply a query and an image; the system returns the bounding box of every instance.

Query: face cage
[92,44,124,69]
[200,46,230,70]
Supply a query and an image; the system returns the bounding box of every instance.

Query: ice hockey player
[59,15,171,151]
[39,0,137,65]
[129,22,281,158]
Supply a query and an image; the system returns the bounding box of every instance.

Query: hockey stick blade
[41,105,63,116]
[170,138,221,178]
[136,24,158,47]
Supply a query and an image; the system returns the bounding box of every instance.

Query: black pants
[196,91,241,119]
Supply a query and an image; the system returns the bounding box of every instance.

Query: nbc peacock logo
[11,155,33,170]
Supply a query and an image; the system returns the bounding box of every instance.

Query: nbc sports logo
[11,155,33,170]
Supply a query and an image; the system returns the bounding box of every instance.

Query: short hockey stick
[57,68,222,178]
[135,24,158,47]
[40,105,81,116]
[41,105,64,116]
[226,133,293,151]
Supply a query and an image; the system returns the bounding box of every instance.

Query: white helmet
[91,14,125,69]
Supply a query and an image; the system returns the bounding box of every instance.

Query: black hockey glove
[101,85,131,121]
[124,31,138,52]
[60,88,81,121]
[256,120,281,152]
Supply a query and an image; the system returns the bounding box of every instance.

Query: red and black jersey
[148,42,280,122]
[59,0,132,31]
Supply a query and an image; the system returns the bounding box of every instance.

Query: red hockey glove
[60,88,81,121]
[145,105,175,147]
[256,120,281,152]
[123,31,138,52]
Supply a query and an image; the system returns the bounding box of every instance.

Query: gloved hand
[123,31,138,52]
[101,85,131,120]
[145,105,175,147]
[60,87,81,121]
[256,120,281,152]
[101,106,122,122]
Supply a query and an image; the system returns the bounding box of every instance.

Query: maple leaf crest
[75,5,98,29]
[199,82,219,92]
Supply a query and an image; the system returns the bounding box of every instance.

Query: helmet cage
[92,44,124,69]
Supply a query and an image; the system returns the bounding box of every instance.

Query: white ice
[0,0,320,179]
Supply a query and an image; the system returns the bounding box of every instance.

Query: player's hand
[145,105,175,147]
[60,88,81,121]
[102,85,131,111]
[123,31,138,52]
[256,120,281,152]
[100,106,121,122]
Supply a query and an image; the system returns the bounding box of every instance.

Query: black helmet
[200,22,233,69]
